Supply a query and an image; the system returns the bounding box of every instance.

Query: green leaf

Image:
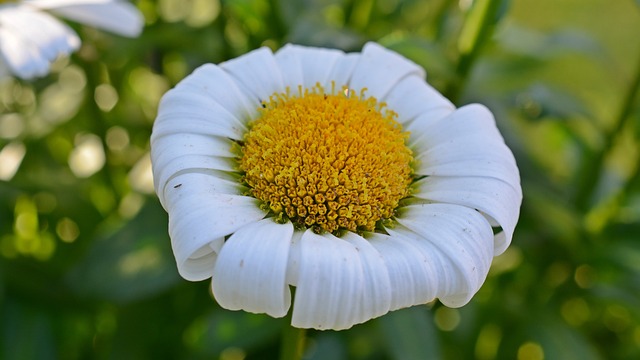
[515,83,592,120]
[496,24,603,59]
[377,306,440,360]
[65,200,180,303]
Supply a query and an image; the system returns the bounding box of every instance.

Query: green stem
[279,320,306,360]
[445,0,504,103]
[432,0,457,41]
[574,52,640,211]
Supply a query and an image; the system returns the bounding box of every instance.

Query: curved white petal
[274,44,344,90]
[151,133,233,161]
[341,232,393,320]
[394,203,494,307]
[174,236,224,283]
[220,47,285,104]
[349,42,425,100]
[0,7,79,79]
[324,53,359,91]
[285,230,303,286]
[291,230,364,330]
[165,173,265,280]
[153,163,241,209]
[164,171,243,205]
[383,74,454,125]
[152,153,236,205]
[177,64,258,124]
[26,0,143,37]
[274,44,303,88]
[414,175,522,255]
[153,88,246,140]
[212,219,294,317]
[413,104,521,189]
[367,232,439,311]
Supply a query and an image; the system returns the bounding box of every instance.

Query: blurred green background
[1,0,639,359]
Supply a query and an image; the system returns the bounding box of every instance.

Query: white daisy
[151,42,522,330]
[0,0,143,80]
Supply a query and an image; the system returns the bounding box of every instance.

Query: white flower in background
[151,42,523,330]
[0,0,143,80]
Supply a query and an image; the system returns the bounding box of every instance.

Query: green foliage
[2,0,640,359]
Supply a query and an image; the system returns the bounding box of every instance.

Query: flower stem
[574,52,640,211]
[279,322,306,360]
[446,0,504,102]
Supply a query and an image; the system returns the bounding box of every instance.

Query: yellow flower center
[239,85,413,234]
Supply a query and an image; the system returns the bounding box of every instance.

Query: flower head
[0,0,143,80]
[151,42,522,330]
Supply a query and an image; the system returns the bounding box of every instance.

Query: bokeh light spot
[106,126,130,152]
[0,141,26,181]
[490,246,523,275]
[118,245,162,277]
[0,113,25,139]
[220,347,246,360]
[475,324,502,360]
[434,307,461,331]
[186,0,220,27]
[69,134,106,178]
[574,264,594,289]
[517,342,544,360]
[128,153,155,194]
[561,297,590,326]
[94,84,119,112]
[119,192,145,219]
[56,217,80,243]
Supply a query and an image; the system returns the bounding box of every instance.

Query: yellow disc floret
[239,84,413,234]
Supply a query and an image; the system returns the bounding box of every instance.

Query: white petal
[173,236,224,283]
[220,47,285,103]
[153,88,246,140]
[274,44,303,88]
[152,152,236,205]
[414,175,522,255]
[367,232,439,311]
[341,232,392,321]
[395,203,494,307]
[324,53,359,91]
[27,0,143,37]
[285,230,303,286]
[413,104,521,190]
[177,63,258,123]
[153,163,241,209]
[164,173,265,280]
[349,42,425,100]
[212,219,294,317]
[151,133,233,161]
[291,230,364,330]
[0,7,79,79]
[383,74,454,125]
[274,44,344,90]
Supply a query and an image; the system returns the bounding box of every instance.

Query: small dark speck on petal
[174,184,182,188]
[239,259,244,268]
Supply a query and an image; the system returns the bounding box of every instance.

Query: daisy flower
[0,0,143,80]
[151,42,522,330]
